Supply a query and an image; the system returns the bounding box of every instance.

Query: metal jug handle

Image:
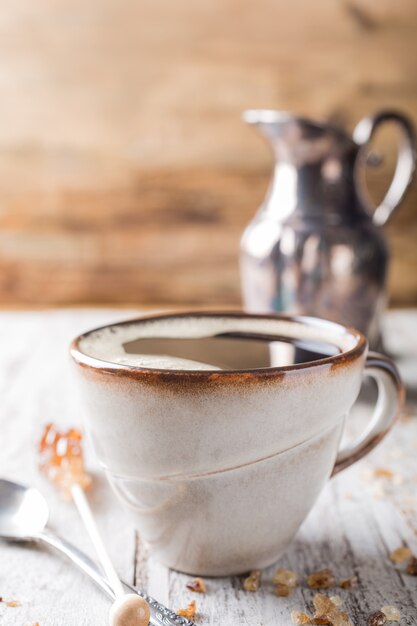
[353,110,416,226]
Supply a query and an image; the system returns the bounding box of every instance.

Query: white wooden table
[0,309,416,626]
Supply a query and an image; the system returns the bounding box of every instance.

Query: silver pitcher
[240,110,416,347]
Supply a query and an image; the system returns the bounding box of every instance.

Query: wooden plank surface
[0,1,416,306]
[0,308,416,625]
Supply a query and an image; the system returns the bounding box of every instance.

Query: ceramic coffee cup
[70,312,403,576]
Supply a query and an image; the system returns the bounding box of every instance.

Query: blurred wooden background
[0,0,416,306]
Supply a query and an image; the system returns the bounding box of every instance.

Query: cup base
[151,541,293,577]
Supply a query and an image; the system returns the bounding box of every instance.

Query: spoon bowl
[0,478,49,539]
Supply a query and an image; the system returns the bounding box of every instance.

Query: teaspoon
[0,479,192,626]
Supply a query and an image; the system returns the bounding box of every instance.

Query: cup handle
[353,110,416,226]
[331,352,404,476]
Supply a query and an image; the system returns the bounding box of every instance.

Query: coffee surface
[79,315,347,371]
[121,335,339,370]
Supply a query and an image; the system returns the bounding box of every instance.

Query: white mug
[71,312,403,575]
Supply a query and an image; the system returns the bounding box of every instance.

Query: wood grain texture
[0,1,416,306]
[0,308,416,625]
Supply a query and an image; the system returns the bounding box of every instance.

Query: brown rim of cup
[69,311,368,380]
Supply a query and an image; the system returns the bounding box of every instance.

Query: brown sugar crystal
[273,568,298,588]
[186,578,206,593]
[329,611,352,626]
[338,576,357,589]
[307,569,336,589]
[311,612,350,624]
[367,611,387,626]
[372,468,395,479]
[389,546,412,563]
[177,600,196,620]
[243,570,261,592]
[291,611,311,625]
[313,593,337,616]
[274,568,298,596]
[406,556,417,575]
[275,583,290,596]
[38,423,91,496]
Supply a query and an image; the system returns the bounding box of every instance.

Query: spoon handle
[36,530,194,626]
[70,484,125,598]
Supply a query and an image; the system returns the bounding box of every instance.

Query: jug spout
[243,109,297,134]
[243,109,355,164]
[243,110,296,155]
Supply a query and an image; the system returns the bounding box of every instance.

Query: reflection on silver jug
[240,110,416,347]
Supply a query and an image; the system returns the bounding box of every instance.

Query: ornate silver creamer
[240,110,416,347]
